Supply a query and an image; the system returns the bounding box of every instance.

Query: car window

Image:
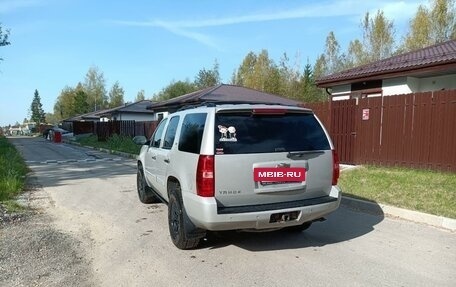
[178,113,207,154]
[214,111,330,154]
[151,118,168,148]
[162,116,180,150]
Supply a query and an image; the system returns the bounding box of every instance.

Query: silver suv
[135,103,341,249]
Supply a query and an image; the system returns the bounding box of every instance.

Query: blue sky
[0,0,425,126]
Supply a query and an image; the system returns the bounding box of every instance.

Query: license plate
[253,167,306,182]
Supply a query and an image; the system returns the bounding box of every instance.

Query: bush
[78,134,141,155]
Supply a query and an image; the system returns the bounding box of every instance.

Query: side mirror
[132,136,148,145]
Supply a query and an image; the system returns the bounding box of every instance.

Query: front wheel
[168,185,203,249]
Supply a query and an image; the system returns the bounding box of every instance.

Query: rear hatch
[214,107,334,209]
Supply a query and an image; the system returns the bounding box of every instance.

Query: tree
[0,24,11,62]
[153,80,197,101]
[278,52,304,100]
[73,82,90,115]
[233,51,257,86]
[346,39,366,68]
[233,50,282,95]
[54,86,76,119]
[108,81,125,108]
[135,89,145,101]
[324,31,344,73]
[194,60,221,89]
[313,54,328,80]
[30,89,45,124]
[400,0,455,52]
[430,0,456,42]
[301,61,326,103]
[84,66,107,111]
[45,113,60,125]
[402,5,433,52]
[361,11,395,62]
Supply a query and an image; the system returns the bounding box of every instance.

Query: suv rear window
[214,111,329,154]
[178,113,207,154]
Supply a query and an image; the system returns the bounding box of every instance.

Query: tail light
[332,150,340,185]
[252,108,287,115]
[196,155,214,197]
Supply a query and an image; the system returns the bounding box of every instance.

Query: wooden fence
[72,120,158,141]
[305,90,456,172]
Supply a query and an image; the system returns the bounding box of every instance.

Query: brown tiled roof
[316,40,456,87]
[63,100,156,121]
[147,84,301,110]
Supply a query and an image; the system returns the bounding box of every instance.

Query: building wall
[418,74,456,92]
[330,73,456,100]
[331,84,351,101]
[382,77,412,96]
[113,112,155,121]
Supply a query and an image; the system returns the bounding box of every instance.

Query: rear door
[214,108,333,207]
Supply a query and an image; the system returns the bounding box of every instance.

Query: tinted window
[178,113,207,154]
[151,118,168,148]
[163,116,180,150]
[214,112,330,154]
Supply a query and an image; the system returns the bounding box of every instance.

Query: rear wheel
[137,166,159,204]
[168,183,204,249]
[285,221,312,232]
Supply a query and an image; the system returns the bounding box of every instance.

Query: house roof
[63,109,107,122]
[63,100,156,122]
[147,84,301,111]
[316,40,456,87]
[97,100,155,117]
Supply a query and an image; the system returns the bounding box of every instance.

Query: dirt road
[2,136,455,287]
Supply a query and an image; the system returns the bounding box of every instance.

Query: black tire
[137,166,159,204]
[168,183,202,249]
[285,221,312,232]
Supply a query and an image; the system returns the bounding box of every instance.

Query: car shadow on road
[199,204,384,252]
[28,161,136,188]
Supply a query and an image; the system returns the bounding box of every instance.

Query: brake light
[332,150,340,185]
[252,108,287,115]
[196,155,214,197]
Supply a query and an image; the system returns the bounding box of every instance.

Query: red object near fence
[53,131,61,143]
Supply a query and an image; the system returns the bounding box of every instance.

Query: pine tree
[30,89,46,124]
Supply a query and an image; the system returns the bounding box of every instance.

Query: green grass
[339,165,456,218]
[77,134,141,155]
[0,136,28,202]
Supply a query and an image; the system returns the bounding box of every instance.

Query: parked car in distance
[134,103,341,249]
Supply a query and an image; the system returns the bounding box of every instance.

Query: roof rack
[177,101,298,111]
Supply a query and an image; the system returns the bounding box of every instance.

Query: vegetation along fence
[305,90,456,172]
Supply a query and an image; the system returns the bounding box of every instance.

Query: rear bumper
[183,186,341,231]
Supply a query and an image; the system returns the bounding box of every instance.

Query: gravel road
[0,177,95,287]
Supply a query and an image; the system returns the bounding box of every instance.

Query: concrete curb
[342,196,456,232]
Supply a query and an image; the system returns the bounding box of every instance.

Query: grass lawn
[339,165,456,219]
[0,136,28,208]
[77,134,141,155]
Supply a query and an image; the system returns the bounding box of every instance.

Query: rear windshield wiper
[287,150,325,158]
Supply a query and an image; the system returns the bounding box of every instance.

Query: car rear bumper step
[217,195,338,214]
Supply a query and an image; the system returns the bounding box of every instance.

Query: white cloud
[0,0,41,14]
[112,0,425,48]
[373,1,423,24]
